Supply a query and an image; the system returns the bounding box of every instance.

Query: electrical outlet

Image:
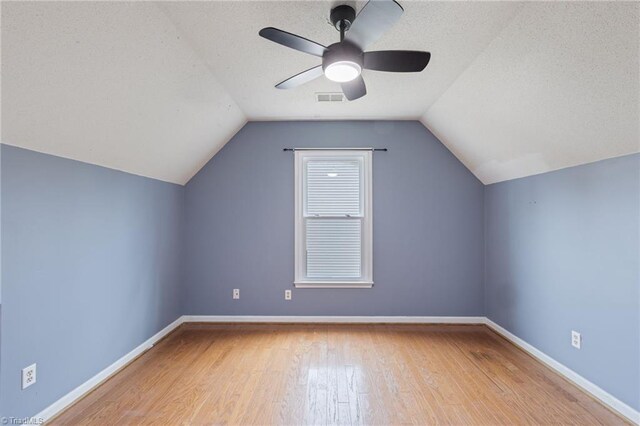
[22,363,36,389]
[571,330,581,349]
[233,289,240,300]
[285,289,292,300]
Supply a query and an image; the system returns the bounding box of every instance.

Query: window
[294,150,373,288]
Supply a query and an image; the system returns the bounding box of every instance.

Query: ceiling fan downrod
[330,5,356,42]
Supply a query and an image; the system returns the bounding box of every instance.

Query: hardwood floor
[51,324,628,425]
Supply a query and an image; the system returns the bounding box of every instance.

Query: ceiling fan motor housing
[322,42,363,72]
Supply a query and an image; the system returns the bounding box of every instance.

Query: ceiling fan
[259,0,431,101]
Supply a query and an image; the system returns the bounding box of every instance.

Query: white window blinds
[305,159,362,216]
[295,150,373,288]
[306,219,362,279]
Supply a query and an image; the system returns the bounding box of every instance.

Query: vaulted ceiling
[2,1,638,185]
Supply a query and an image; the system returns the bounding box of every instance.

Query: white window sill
[294,282,374,289]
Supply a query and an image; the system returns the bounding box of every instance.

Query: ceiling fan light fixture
[259,1,431,101]
[324,60,361,83]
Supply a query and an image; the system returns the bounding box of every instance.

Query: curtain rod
[283,148,387,152]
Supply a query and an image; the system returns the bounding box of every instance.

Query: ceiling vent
[316,92,346,103]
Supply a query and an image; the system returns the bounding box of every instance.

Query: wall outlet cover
[22,363,37,389]
[233,289,240,300]
[571,330,581,349]
[285,289,292,300]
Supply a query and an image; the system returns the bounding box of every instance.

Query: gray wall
[183,121,485,316]
[484,153,640,411]
[0,144,2,412]
[0,145,184,418]
[3,122,637,418]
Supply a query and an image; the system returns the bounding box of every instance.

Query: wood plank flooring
[51,324,628,425]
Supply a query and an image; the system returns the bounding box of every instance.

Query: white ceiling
[1,2,246,184]
[2,1,638,185]
[422,1,640,184]
[158,1,522,120]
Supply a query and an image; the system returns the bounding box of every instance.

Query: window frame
[294,149,373,288]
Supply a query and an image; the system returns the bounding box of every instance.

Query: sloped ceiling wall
[422,2,640,184]
[2,1,638,185]
[1,2,247,184]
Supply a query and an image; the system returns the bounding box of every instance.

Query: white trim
[183,315,485,324]
[32,316,185,423]
[294,150,373,287]
[294,282,374,288]
[485,318,640,425]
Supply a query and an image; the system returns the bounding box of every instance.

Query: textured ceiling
[158,1,522,120]
[1,2,246,184]
[1,1,638,185]
[422,1,640,184]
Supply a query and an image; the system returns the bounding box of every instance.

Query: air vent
[316,92,345,103]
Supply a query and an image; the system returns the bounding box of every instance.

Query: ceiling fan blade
[344,0,403,50]
[259,27,327,58]
[275,65,324,89]
[341,76,367,101]
[364,51,431,72]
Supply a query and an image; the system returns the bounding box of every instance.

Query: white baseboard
[183,315,486,324]
[30,315,639,425]
[32,316,185,423]
[485,318,639,425]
